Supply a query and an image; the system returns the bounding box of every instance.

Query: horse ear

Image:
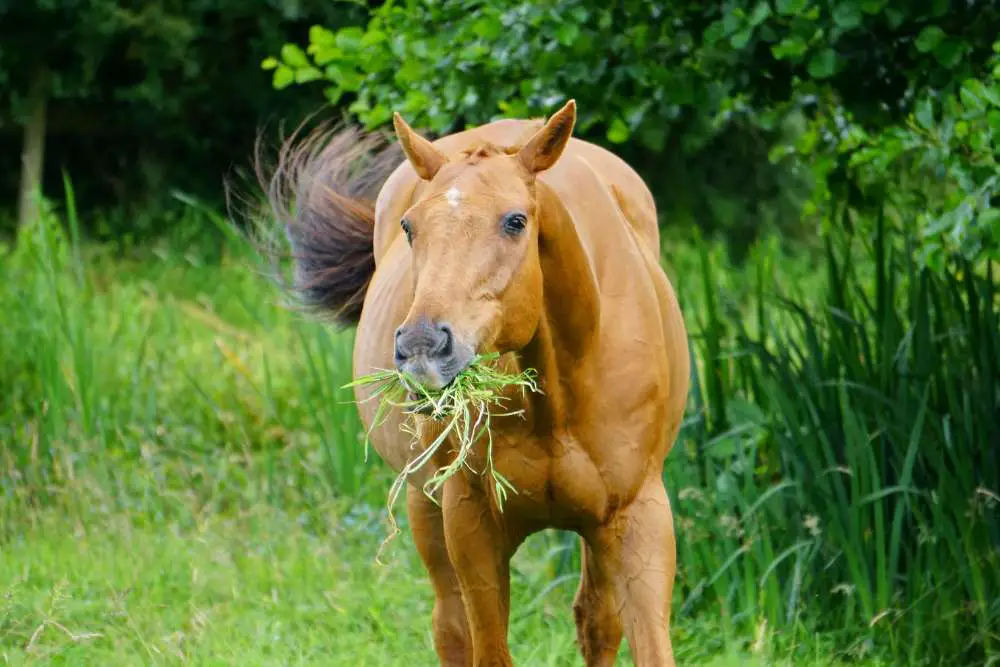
[392,112,447,180]
[517,99,577,174]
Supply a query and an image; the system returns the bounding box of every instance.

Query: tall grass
[0,182,385,529]
[667,210,999,664]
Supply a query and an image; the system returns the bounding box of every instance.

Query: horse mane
[455,118,545,164]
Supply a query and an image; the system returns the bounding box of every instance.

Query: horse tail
[256,121,402,327]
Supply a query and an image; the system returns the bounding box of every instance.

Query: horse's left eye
[502,212,527,235]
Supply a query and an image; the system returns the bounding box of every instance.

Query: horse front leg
[573,536,624,666]
[407,485,472,666]
[441,475,516,666]
[585,474,678,667]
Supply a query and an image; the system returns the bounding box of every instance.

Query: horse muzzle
[393,319,474,391]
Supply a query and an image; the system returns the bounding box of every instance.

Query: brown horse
[266,100,690,666]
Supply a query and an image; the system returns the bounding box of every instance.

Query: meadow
[0,184,996,666]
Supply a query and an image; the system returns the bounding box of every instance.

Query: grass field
[2,464,875,667]
[1,194,996,665]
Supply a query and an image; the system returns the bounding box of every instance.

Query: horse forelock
[454,118,546,165]
[457,142,513,164]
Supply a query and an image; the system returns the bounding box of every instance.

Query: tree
[265,0,1000,258]
[0,0,120,227]
[0,0,365,236]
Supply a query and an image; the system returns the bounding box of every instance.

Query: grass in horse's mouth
[344,352,540,560]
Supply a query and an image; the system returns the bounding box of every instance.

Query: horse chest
[465,420,654,528]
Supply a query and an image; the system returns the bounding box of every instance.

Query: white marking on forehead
[445,187,462,208]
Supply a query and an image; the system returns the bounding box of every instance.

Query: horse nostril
[434,324,454,358]
[394,326,409,362]
[394,321,455,365]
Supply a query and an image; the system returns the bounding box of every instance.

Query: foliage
[266,0,996,145]
[673,212,999,663]
[0,1,367,237]
[265,0,1000,256]
[847,43,1000,268]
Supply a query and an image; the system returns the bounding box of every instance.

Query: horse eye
[502,212,527,235]
[400,219,413,244]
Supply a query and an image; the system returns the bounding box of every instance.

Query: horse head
[389,101,577,390]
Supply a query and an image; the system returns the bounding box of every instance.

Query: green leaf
[326,65,365,91]
[336,27,365,52]
[973,80,1000,107]
[348,96,370,114]
[915,26,946,53]
[312,46,343,66]
[989,109,1000,132]
[979,208,1000,230]
[607,117,630,143]
[960,80,988,112]
[280,44,310,69]
[933,37,967,69]
[360,30,386,49]
[639,124,667,152]
[323,86,344,105]
[295,66,323,84]
[367,104,393,127]
[749,1,772,26]
[730,27,754,49]
[309,25,336,48]
[808,48,837,79]
[261,57,278,71]
[704,20,726,45]
[776,0,808,17]
[885,8,905,28]
[722,10,743,36]
[272,65,294,90]
[832,3,863,29]
[472,14,502,40]
[556,22,581,46]
[772,36,808,60]
[915,97,934,129]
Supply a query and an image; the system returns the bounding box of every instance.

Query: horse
[265,100,690,666]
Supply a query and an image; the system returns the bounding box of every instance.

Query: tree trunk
[17,70,49,228]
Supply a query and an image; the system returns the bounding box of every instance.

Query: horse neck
[518,180,600,430]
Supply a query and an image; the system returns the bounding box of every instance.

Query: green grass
[0,466,871,667]
[1,184,996,665]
